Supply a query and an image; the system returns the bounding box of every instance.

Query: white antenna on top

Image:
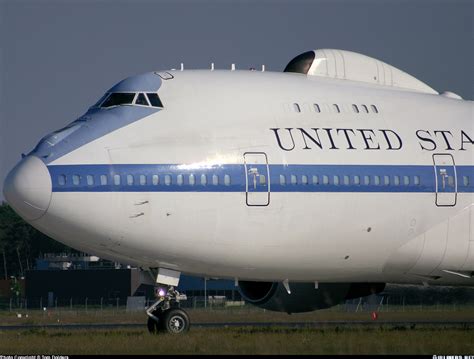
[231,63,236,71]
[180,63,184,71]
[261,65,265,72]
[211,63,215,71]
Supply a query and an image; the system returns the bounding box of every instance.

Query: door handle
[439,168,447,189]
[248,168,259,189]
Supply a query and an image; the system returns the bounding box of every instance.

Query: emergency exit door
[433,154,457,206]
[244,152,270,206]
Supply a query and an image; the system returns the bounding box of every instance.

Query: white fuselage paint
[27,70,474,285]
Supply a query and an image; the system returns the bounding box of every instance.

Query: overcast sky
[0,0,472,199]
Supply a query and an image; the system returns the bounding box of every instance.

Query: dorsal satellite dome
[284,49,438,95]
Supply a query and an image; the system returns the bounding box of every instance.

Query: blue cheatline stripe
[47,164,474,193]
[31,106,160,165]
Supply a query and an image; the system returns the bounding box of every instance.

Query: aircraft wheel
[147,311,165,334]
[147,316,159,334]
[162,308,190,334]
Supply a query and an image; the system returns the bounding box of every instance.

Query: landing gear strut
[146,285,190,334]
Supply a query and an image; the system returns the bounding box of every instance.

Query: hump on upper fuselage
[284,49,438,95]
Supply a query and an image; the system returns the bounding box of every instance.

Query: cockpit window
[147,93,164,108]
[100,93,135,108]
[135,93,149,106]
[94,91,163,109]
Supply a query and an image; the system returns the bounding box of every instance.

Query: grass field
[0,326,473,355]
[1,305,474,325]
[0,306,473,354]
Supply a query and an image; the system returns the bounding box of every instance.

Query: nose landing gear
[146,285,190,334]
[162,308,190,334]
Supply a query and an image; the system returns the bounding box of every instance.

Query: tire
[147,311,165,334]
[162,308,190,334]
[147,316,159,334]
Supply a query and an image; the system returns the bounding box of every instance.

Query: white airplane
[3,49,473,334]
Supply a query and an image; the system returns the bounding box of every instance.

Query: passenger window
[164,175,171,186]
[414,175,420,186]
[448,176,455,187]
[353,175,360,185]
[86,175,94,186]
[212,174,219,186]
[364,175,370,185]
[58,175,66,186]
[384,175,390,186]
[322,175,329,185]
[127,174,134,186]
[146,93,164,108]
[291,175,297,185]
[371,105,379,113]
[189,174,195,186]
[374,176,380,185]
[280,174,286,186]
[293,103,301,113]
[201,174,207,185]
[404,176,410,185]
[393,176,400,186]
[313,104,321,113]
[361,105,369,113]
[301,175,308,185]
[135,93,149,106]
[333,104,340,113]
[113,174,121,186]
[333,175,340,185]
[152,175,159,185]
[259,174,266,185]
[312,175,319,185]
[177,174,184,186]
[139,175,146,185]
[224,174,231,186]
[463,176,469,186]
[343,175,350,185]
[72,175,80,186]
[352,104,359,113]
[100,175,108,186]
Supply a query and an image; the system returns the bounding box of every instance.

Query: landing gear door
[433,154,457,207]
[244,152,270,206]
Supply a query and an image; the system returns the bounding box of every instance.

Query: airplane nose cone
[3,156,52,221]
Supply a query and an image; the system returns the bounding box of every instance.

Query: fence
[0,296,126,312]
[2,293,474,314]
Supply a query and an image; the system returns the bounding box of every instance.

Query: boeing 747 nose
[3,156,52,221]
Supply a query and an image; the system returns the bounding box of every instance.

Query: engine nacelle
[238,281,385,313]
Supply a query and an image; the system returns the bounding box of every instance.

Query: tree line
[0,202,71,279]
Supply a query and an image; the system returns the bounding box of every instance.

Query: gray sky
[0,0,472,199]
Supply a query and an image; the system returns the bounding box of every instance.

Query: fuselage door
[244,152,270,206]
[433,154,457,206]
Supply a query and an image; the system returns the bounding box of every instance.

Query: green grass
[1,305,473,325]
[0,327,472,354]
[0,307,473,355]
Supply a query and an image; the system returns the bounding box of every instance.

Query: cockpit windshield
[93,92,164,109]
[135,93,149,106]
[147,93,163,107]
[100,93,135,108]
